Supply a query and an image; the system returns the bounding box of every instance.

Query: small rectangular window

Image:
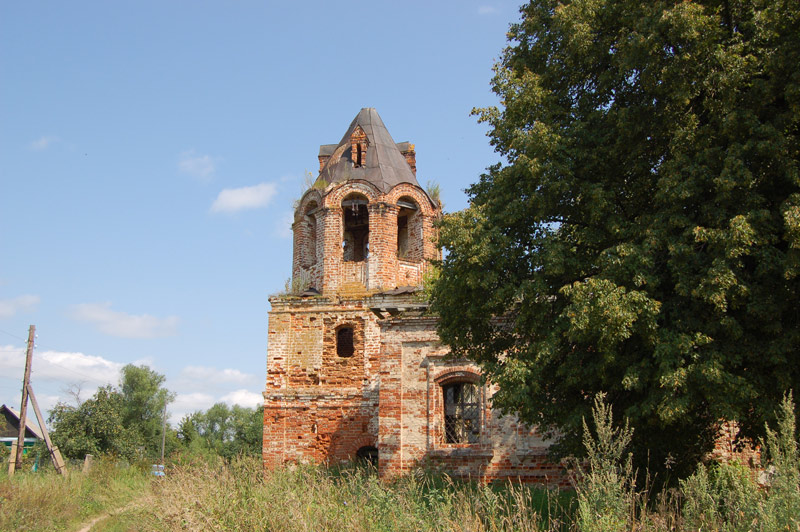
[337,327,354,358]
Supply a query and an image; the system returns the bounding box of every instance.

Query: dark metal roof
[319,141,412,157]
[316,108,420,194]
[376,286,419,296]
[299,287,321,297]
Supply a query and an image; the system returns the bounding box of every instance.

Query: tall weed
[759,392,800,531]
[135,456,562,531]
[575,393,636,532]
[681,461,761,531]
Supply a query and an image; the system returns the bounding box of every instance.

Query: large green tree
[49,385,140,459]
[432,0,799,476]
[119,364,174,455]
[50,364,174,460]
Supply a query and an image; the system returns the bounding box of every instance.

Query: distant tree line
[177,402,263,459]
[47,364,262,462]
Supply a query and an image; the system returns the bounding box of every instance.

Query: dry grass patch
[0,458,150,532]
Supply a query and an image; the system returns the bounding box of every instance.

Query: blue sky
[0,1,519,424]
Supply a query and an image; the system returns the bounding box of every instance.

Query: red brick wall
[263,393,377,467]
[399,144,416,175]
[292,180,440,296]
[264,297,382,469]
[269,173,568,485]
[377,317,570,487]
[709,420,761,470]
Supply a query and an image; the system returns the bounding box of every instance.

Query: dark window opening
[443,382,480,444]
[355,143,363,167]
[356,445,378,467]
[301,202,318,268]
[343,195,369,262]
[396,198,418,261]
[397,214,409,259]
[337,327,354,358]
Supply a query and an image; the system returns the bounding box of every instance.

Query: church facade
[262,108,567,484]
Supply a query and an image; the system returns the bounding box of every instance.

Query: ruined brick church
[262,108,565,484]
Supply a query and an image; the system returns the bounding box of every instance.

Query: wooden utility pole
[7,442,18,475]
[160,402,167,464]
[8,325,68,476]
[12,325,35,473]
[27,384,67,475]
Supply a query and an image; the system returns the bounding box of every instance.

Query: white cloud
[180,365,255,385]
[1,344,26,372]
[221,389,263,408]
[0,344,123,387]
[69,302,179,338]
[170,392,217,424]
[33,393,61,415]
[478,6,497,15]
[0,294,40,318]
[210,183,278,214]
[29,136,59,151]
[178,150,216,180]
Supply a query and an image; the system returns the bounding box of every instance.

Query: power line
[0,328,27,342]
[0,327,120,385]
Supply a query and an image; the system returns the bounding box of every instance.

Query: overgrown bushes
[576,393,800,532]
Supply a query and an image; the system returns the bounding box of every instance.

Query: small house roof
[0,404,43,440]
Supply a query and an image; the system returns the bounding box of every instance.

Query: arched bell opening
[300,200,318,268]
[342,193,369,262]
[396,196,421,262]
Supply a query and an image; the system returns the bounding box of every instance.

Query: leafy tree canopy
[432,0,799,477]
[178,402,263,459]
[50,364,174,460]
[49,385,141,460]
[119,364,174,454]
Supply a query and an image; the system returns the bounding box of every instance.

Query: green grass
[2,449,797,531]
[1,394,796,531]
[0,458,151,532]
[128,457,571,532]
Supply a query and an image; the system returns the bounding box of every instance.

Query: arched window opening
[397,197,419,261]
[355,143,363,167]
[443,382,481,444]
[350,127,368,169]
[301,201,318,268]
[342,194,369,262]
[336,326,354,358]
[356,445,378,466]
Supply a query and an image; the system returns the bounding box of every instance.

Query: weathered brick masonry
[263,108,569,486]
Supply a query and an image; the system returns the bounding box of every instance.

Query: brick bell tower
[263,108,442,468]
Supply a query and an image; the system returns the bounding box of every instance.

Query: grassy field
[1,457,571,532]
[1,397,796,531]
[135,458,573,532]
[0,458,149,532]
[2,451,799,532]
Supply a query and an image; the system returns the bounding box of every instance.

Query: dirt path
[74,499,142,532]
